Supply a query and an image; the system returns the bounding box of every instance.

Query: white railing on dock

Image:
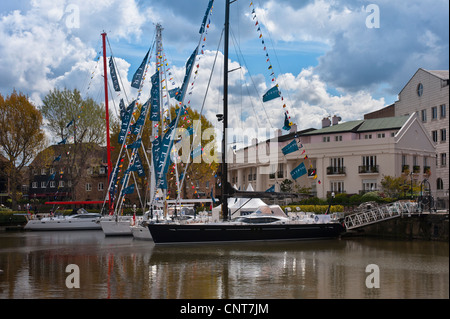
[344,201,419,230]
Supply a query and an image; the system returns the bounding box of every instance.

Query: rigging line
[229,28,262,130]
[230,28,273,130]
[178,27,224,195]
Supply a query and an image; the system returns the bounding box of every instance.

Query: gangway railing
[344,201,419,230]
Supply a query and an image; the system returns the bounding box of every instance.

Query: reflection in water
[0,231,448,299]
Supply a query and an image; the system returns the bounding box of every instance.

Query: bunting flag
[57,138,67,145]
[249,1,296,132]
[290,162,307,180]
[199,0,214,34]
[66,119,74,128]
[262,85,281,102]
[53,155,61,163]
[109,56,121,92]
[281,139,299,155]
[131,49,150,89]
[168,87,181,98]
[265,184,275,192]
[150,71,160,121]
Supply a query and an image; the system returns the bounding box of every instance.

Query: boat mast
[222,0,231,221]
[102,32,113,214]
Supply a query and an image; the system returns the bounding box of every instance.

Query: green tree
[41,88,106,144]
[0,91,46,209]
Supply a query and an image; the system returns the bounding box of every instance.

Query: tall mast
[222,0,230,221]
[102,32,113,214]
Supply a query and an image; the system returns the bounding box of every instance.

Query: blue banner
[265,185,275,192]
[199,0,214,34]
[282,139,299,155]
[176,47,198,102]
[109,56,120,91]
[118,100,135,144]
[131,98,150,135]
[121,183,135,195]
[150,71,160,121]
[290,162,307,180]
[282,112,291,131]
[262,85,280,102]
[131,49,149,89]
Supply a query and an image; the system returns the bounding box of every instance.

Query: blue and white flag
[281,139,299,155]
[265,185,275,192]
[121,184,135,195]
[290,162,307,180]
[262,85,280,102]
[118,100,135,144]
[176,46,198,102]
[109,56,120,92]
[199,0,214,34]
[131,49,149,89]
[150,71,160,121]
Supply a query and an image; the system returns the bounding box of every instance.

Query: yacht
[24,208,102,231]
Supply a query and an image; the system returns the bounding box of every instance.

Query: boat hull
[24,219,101,231]
[148,222,345,244]
[131,225,153,240]
[100,218,133,236]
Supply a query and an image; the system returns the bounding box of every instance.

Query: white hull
[100,216,133,236]
[24,214,102,231]
[131,224,152,240]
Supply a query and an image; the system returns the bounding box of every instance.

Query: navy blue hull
[148,223,345,244]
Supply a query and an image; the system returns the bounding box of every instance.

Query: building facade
[394,68,449,209]
[228,114,436,200]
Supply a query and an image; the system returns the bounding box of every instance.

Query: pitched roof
[301,116,409,136]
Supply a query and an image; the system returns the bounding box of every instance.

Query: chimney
[289,124,297,134]
[276,129,282,137]
[332,115,341,125]
[322,117,331,128]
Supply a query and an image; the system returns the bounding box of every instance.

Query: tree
[0,91,46,209]
[41,88,106,145]
[40,88,110,201]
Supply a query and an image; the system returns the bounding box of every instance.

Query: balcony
[358,165,379,174]
[423,166,431,174]
[326,166,346,175]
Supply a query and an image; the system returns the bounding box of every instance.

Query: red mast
[102,32,113,214]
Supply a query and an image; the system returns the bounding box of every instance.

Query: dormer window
[417,83,423,97]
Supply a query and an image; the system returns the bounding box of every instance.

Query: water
[0,230,448,299]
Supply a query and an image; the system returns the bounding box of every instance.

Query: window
[432,130,438,142]
[441,129,447,142]
[41,182,46,188]
[99,167,106,174]
[206,181,210,189]
[441,153,447,167]
[32,182,38,188]
[330,181,345,193]
[277,164,284,179]
[86,183,92,191]
[432,106,438,120]
[50,168,55,174]
[98,182,104,191]
[421,109,427,122]
[377,133,385,138]
[323,136,330,142]
[41,168,46,175]
[440,104,446,118]
[437,178,444,190]
[87,167,93,175]
[50,181,55,188]
[364,134,372,139]
[417,83,423,97]
[59,181,64,188]
[335,135,342,142]
[362,179,377,192]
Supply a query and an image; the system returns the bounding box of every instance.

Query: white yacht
[24,208,102,231]
[99,215,134,236]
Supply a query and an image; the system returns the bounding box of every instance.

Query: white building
[228,113,435,199]
[394,68,449,209]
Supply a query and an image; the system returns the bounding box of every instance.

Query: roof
[301,115,409,136]
[399,68,449,95]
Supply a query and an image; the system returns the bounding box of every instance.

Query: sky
[0,0,448,147]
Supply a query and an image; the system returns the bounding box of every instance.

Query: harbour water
[0,230,448,300]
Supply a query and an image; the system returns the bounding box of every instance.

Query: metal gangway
[344,201,419,230]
